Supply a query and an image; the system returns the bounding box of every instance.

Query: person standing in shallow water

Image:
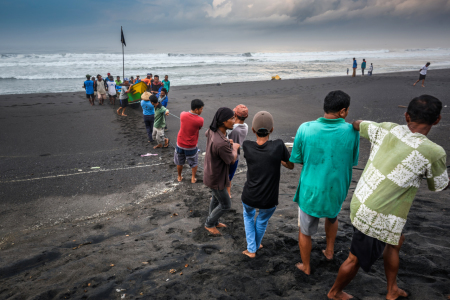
[203,108,240,236]
[290,90,360,275]
[327,95,449,300]
[241,111,294,258]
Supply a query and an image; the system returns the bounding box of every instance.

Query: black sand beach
[1,69,449,299]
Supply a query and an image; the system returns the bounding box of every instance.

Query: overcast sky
[2,0,450,53]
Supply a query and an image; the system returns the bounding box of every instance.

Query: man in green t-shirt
[290,90,360,275]
[150,95,169,149]
[328,95,449,300]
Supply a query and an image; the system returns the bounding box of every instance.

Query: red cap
[233,104,248,118]
[107,73,111,76]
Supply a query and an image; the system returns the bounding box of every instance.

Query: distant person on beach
[352,58,357,77]
[158,88,169,130]
[140,92,155,142]
[106,76,117,105]
[368,63,373,76]
[96,75,107,105]
[174,99,204,183]
[83,75,95,105]
[226,104,249,198]
[241,111,294,258]
[151,75,164,94]
[92,77,97,98]
[135,75,141,84]
[203,108,240,236]
[290,91,360,275]
[130,76,134,84]
[361,59,366,76]
[115,76,122,96]
[150,95,170,149]
[162,75,170,94]
[117,78,130,116]
[347,68,349,75]
[328,95,449,300]
[105,73,112,82]
[413,62,431,87]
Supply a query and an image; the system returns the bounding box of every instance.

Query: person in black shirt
[151,75,164,94]
[241,111,294,258]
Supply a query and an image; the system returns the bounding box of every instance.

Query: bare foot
[163,138,169,148]
[242,250,256,258]
[413,83,416,86]
[116,109,121,115]
[295,262,310,275]
[122,113,127,116]
[386,287,408,300]
[259,244,263,249]
[322,249,334,260]
[216,223,227,228]
[327,291,354,300]
[191,177,197,183]
[153,144,163,149]
[205,226,221,236]
[422,85,425,88]
[177,176,183,182]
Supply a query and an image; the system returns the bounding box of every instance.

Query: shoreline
[1,68,450,96]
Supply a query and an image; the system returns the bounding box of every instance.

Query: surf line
[0,163,166,184]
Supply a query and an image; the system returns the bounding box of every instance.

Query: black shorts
[109,94,117,98]
[120,99,128,108]
[86,93,94,99]
[419,74,426,80]
[350,227,386,272]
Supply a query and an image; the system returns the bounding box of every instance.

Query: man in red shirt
[174,99,204,183]
[151,75,164,94]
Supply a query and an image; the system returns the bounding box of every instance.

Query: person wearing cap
[140,92,156,142]
[105,73,112,83]
[241,111,294,258]
[106,76,117,105]
[203,108,240,236]
[117,78,131,116]
[96,75,107,105]
[174,99,204,183]
[290,90,360,275]
[82,75,95,105]
[142,73,153,89]
[226,104,249,197]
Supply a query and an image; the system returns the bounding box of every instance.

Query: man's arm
[231,143,239,164]
[281,161,294,169]
[352,120,363,131]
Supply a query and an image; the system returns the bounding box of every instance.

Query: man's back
[290,118,360,218]
[84,80,94,94]
[177,112,204,149]
[350,121,447,245]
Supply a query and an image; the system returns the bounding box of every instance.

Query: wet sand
[0,69,449,299]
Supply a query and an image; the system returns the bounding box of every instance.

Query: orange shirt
[142,78,152,85]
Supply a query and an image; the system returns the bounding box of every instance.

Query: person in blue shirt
[158,88,169,130]
[82,74,95,106]
[135,75,141,84]
[352,58,357,77]
[140,91,156,142]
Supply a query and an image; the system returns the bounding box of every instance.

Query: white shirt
[106,81,116,96]
[420,66,428,75]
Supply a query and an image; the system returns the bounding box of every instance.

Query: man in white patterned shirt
[328,95,449,300]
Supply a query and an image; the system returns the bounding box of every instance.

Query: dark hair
[237,115,246,121]
[165,75,168,77]
[191,99,204,110]
[323,90,351,113]
[256,129,269,137]
[426,62,430,66]
[161,88,167,94]
[150,95,158,104]
[407,95,442,125]
[154,75,159,78]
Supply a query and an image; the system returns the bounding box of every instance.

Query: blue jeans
[242,202,276,253]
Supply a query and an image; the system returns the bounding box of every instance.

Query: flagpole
[122,26,124,80]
